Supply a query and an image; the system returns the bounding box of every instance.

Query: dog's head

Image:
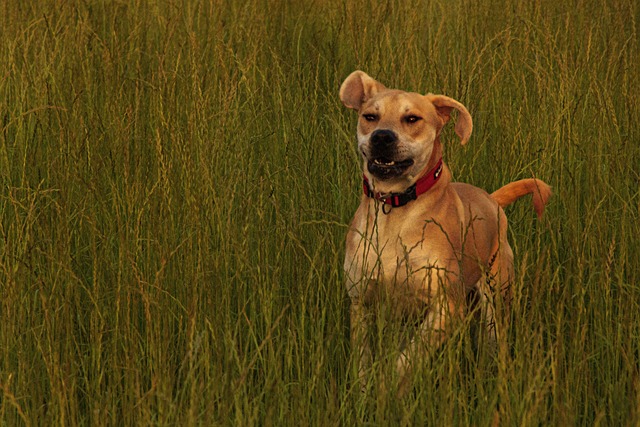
[340,71,472,191]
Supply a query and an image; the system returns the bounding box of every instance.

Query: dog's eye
[405,115,422,124]
[362,114,378,122]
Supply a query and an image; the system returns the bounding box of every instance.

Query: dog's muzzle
[366,129,414,179]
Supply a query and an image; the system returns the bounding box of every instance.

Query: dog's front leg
[350,299,372,392]
[396,291,464,396]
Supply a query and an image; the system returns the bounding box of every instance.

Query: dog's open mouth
[367,157,414,179]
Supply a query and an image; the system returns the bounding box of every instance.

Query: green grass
[0,0,638,424]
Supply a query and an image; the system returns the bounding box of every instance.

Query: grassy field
[0,0,638,424]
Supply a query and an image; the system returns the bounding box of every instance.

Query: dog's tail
[491,179,552,219]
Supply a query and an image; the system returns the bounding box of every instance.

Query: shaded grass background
[0,0,638,424]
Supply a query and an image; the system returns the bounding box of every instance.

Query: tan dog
[340,71,551,393]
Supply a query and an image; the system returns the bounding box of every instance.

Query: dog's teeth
[374,159,395,166]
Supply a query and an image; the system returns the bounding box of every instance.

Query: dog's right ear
[339,71,386,110]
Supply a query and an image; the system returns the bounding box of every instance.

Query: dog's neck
[365,138,446,191]
[420,139,444,181]
[363,140,448,211]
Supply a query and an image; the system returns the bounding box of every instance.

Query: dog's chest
[343,205,452,305]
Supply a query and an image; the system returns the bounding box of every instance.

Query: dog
[340,70,551,393]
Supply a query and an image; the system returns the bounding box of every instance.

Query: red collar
[363,159,443,210]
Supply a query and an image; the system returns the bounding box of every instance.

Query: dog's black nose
[370,129,397,148]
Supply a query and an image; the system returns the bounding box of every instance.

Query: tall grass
[0,0,638,424]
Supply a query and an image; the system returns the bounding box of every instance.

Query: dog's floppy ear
[339,71,386,110]
[426,94,473,145]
